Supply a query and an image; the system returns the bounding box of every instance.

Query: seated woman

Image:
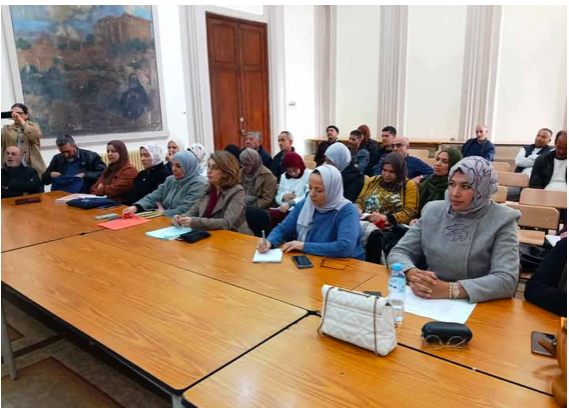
[418,148,462,213]
[165,138,184,172]
[355,152,418,248]
[91,140,138,201]
[172,150,252,234]
[122,144,171,205]
[239,148,278,209]
[189,143,208,177]
[269,151,312,227]
[257,164,364,260]
[388,156,521,303]
[524,236,567,316]
[123,150,207,218]
[324,142,364,202]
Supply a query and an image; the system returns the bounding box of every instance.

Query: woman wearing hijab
[165,138,185,172]
[123,150,207,218]
[121,144,171,205]
[418,148,462,212]
[269,151,312,226]
[189,143,208,177]
[257,164,364,260]
[388,157,521,303]
[173,150,252,234]
[91,140,138,201]
[325,142,364,202]
[356,152,419,246]
[239,148,278,209]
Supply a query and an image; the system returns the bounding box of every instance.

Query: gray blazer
[135,174,207,218]
[186,184,252,235]
[387,201,521,303]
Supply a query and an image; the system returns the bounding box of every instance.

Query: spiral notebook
[253,249,283,263]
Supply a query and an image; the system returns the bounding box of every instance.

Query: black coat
[121,162,172,205]
[342,163,365,203]
[270,147,295,178]
[529,150,567,189]
[2,164,43,198]
[42,148,106,193]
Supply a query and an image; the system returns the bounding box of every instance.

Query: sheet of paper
[403,286,477,324]
[146,226,192,240]
[546,234,561,247]
[98,217,151,231]
[253,249,283,263]
[55,193,98,204]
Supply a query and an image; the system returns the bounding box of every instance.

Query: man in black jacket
[2,146,43,198]
[529,130,567,190]
[270,131,295,178]
[42,134,106,193]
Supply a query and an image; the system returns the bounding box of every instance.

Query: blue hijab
[172,151,200,182]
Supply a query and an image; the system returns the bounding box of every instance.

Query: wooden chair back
[101,150,144,171]
[305,160,316,170]
[496,171,529,188]
[424,158,436,167]
[408,149,429,159]
[492,162,511,172]
[520,189,567,209]
[506,203,560,230]
[491,186,507,203]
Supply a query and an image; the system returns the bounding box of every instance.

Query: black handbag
[66,197,118,209]
[519,243,550,273]
[178,229,211,243]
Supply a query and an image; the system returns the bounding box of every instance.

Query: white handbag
[317,284,397,356]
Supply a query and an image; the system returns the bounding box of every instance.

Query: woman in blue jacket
[256,164,364,260]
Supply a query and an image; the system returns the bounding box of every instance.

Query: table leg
[1,298,17,379]
[171,394,184,408]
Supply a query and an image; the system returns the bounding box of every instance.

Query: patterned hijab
[101,140,131,184]
[380,152,407,192]
[446,156,498,219]
[419,148,462,208]
[325,142,351,172]
[141,143,164,167]
[297,164,351,241]
[171,150,200,182]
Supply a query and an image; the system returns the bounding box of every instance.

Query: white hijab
[297,164,351,241]
[324,142,351,172]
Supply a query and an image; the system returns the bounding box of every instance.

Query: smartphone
[292,255,313,269]
[531,331,555,357]
[1,111,12,119]
[14,197,41,205]
[363,291,382,297]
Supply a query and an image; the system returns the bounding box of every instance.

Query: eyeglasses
[421,335,468,350]
[391,143,406,149]
[320,257,349,270]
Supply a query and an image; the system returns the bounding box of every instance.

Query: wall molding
[267,5,287,147]
[314,5,337,134]
[376,5,408,136]
[458,5,502,142]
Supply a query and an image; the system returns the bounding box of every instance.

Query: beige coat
[187,184,252,235]
[1,121,46,175]
[240,165,278,209]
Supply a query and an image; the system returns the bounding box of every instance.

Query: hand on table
[123,206,137,216]
[282,240,304,254]
[95,184,105,195]
[278,203,290,213]
[407,268,440,299]
[173,215,192,227]
[156,201,165,215]
[256,238,272,253]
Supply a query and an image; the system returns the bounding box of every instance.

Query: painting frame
[1,5,169,148]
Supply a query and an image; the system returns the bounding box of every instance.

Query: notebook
[253,249,283,263]
[146,226,193,240]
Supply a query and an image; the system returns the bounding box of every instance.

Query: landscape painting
[9,5,163,139]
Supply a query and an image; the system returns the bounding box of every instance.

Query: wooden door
[206,13,271,152]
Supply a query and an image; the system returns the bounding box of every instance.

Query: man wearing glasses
[373,136,433,183]
[1,103,46,176]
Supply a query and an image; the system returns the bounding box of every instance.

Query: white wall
[0,5,188,165]
[335,6,381,137]
[493,6,567,142]
[283,5,315,156]
[404,5,467,140]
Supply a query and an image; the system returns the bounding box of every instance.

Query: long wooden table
[88,217,378,311]
[356,275,561,395]
[1,191,123,252]
[182,316,556,408]
[1,235,306,406]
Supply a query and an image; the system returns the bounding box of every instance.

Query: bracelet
[448,282,454,300]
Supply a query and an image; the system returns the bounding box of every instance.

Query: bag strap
[373,295,379,356]
[317,286,335,337]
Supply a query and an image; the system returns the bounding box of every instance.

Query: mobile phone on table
[292,255,313,269]
[531,331,555,357]
[14,197,41,205]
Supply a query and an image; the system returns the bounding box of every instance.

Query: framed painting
[2,5,168,144]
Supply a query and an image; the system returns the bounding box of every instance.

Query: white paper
[253,249,283,263]
[145,226,192,240]
[55,193,98,204]
[546,235,561,247]
[403,286,477,324]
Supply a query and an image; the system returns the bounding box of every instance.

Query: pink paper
[97,217,151,230]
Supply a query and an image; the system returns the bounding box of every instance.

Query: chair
[305,160,316,170]
[520,189,567,210]
[496,171,529,188]
[507,203,560,245]
[492,162,511,172]
[101,150,145,171]
[246,207,272,238]
[424,158,436,167]
[491,186,507,203]
[303,154,315,162]
[408,149,429,159]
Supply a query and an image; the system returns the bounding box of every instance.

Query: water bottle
[388,263,406,326]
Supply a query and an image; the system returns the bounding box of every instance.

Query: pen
[262,230,267,247]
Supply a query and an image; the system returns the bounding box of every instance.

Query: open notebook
[253,249,283,263]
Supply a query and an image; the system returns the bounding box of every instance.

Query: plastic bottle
[388,263,406,325]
